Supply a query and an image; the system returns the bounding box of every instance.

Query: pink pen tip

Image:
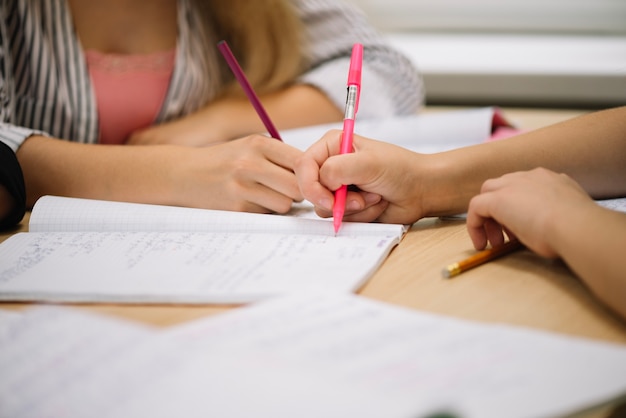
[333,216,342,235]
[333,201,345,235]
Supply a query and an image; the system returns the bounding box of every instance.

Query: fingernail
[347,199,361,210]
[319,198,332,211]
[364,193,381,204]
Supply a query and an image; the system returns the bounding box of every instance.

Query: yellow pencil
[442,240,523,278]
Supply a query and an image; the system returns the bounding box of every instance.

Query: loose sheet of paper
[3,294,626,418]
[0,307,157,418]
[597,197,626,213]
[281,107,497,153]
[153,293,626,418]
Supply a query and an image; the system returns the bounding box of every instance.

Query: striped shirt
[0,0,424,152]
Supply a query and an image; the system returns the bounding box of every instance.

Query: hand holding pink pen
[333,43,363,234]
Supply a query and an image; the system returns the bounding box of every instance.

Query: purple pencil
[217,40,282,141]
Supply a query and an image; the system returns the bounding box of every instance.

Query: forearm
[550,203,626,320]
[493,106,626,196]
[16,135,181,207]
[262,84,343,130]
[130,84,342,146]
[424,107,626,216]
[211,84,341,138]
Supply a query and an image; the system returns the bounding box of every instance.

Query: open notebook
[0,196,406,304]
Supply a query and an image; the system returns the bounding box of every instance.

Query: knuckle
[274,199,293,214]
[230,158,258,180]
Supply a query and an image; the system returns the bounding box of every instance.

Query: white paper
[281,107,497,153]
[4,294,626,418]
[0,231,402,303]
[0,309,21,323]
[152,293,626,418]
[0,307,156,418]
[0,196,406,304]
[597,197,626,213]
[28,195,401,236]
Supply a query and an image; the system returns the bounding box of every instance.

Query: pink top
[85,49,176,145]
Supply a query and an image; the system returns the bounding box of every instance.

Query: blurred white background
[348,0,626,107]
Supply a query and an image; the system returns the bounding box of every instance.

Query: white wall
[349,0,626,35]
[349,0,626,107]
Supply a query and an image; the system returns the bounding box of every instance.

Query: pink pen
[333,43,363,234]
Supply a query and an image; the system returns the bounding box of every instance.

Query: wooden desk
[1,107,625,416]
[1,107,624,342]
[2,211,625,341]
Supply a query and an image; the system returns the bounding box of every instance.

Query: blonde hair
[193,0,307,97]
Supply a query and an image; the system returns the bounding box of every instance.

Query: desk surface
[2,107,625,346]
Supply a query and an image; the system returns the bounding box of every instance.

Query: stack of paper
[2,293,626,418]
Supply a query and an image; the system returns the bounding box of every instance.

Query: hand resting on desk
[467,167,626,321]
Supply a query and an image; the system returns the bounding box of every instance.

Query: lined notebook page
[29,196,406,237]
[0,196,406,304]
[0,230,402,304]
